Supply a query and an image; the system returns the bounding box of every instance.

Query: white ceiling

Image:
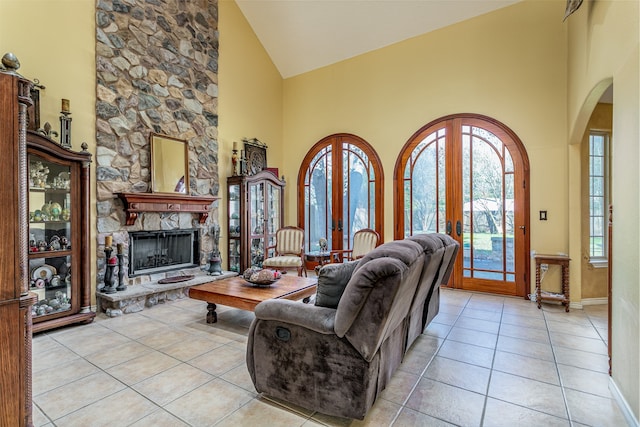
[235,0,522,78]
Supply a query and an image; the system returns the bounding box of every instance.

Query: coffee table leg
[206,302,218,323]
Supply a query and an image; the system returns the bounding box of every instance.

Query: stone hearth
[97,268,235,317]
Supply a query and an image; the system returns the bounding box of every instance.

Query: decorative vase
[49,202,62,220]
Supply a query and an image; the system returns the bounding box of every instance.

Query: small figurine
[49,235,61,251]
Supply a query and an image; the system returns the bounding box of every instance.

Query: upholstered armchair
[330,228,380,263]
[262,226,307,276]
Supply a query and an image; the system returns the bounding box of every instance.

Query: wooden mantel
[117,192,218,225]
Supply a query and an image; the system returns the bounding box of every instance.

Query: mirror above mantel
[150,133,189,194]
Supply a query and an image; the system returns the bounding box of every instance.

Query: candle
[117,243,124,254]
[233,141,238,151]
[61,98,70,113]
[105,235,112,247]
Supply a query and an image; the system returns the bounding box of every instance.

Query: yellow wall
[282,0,568,272]
[580,103,612,300]
[567,1,639,421]
[218,0,284,264]
[0,0,97,297]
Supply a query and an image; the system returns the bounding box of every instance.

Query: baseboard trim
[609,376,639,427]
[582,297,609,306]
[570,301,583,310]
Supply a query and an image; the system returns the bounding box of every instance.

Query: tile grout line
[542,307,574,425]
[477,295,505,427]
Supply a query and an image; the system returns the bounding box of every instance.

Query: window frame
[588,130,610,267]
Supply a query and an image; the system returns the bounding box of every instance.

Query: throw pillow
[315,260,359,309]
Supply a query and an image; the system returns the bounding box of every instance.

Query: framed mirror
[150,133,189,194]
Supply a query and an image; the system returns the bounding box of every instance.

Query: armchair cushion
[315,260,359,309]
[262,255,303,268]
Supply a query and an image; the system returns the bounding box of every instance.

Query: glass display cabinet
[227,170,285,273]
[27,130,95,333]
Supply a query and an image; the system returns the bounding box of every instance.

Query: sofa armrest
[254,299,336,335]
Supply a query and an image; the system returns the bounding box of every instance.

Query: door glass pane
[342,143,373,249]
[437,138,447,233]
[306,147,332,252]
[412,144,438,234]
[463,126,513,281]
[403,179,411,237]
[462,133,471,269]
[505,173,515,273]
[407,128,446,237]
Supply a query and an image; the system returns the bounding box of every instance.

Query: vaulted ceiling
[235,0,522,78]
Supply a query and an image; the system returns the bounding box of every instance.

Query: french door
[395,114,530,296]
[298,134,383,255]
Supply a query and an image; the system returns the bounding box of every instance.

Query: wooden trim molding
[117,192,217,225]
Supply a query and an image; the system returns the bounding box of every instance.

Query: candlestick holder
[116,253,127,291]
[232,149,239,176]
[102,246,117,294]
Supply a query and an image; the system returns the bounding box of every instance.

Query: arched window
[394,114,530,296]
[298,134,383,255]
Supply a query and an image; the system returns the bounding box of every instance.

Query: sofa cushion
[315,260,359,309]
[353,239,424,273]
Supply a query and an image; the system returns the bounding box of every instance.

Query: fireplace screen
[129,229,199,276]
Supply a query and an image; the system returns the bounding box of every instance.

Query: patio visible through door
[395,114,530,296]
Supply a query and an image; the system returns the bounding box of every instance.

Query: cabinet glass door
[228,183,241,272]
[28,155,73,318]
[266,181,281,259]
[249,181,266,267]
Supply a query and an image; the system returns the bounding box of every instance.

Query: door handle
[456,220,462,237]
[519,225,526,234]
[331,219,335,231]
[337,219,343,232]
[446,220,452,235]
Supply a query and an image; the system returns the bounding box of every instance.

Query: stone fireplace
[94,0,220,296]
[93,0,224,318]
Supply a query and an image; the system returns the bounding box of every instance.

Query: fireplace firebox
[129,229,199,276]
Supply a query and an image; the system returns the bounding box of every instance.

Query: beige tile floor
[31,288,627,426]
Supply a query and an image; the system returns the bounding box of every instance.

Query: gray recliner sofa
[246,233,459,419]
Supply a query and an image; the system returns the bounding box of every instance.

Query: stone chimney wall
[95,0,219,285]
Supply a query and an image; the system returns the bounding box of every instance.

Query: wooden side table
[534,254,570,312]
[305,251,331,272]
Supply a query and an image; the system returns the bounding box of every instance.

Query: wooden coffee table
[188,274,317,323]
